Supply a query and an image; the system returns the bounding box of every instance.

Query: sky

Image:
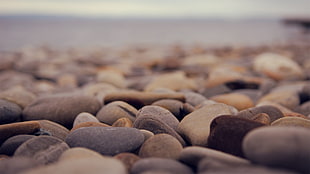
[0,0,310,19]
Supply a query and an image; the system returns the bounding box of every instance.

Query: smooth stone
[96,101,137,125]
[253,52,305,80]
[152,99,188,120]
[96,70,126,88]
[210,93,254,111]
[104,91,185,109]
[243,126,310,173]
[0,86,36,109]
[133,106,186,146]
[179,146,250,169]
[37,120,70,141]
[71,121,110,132]
[144,71,198,92]
[207,115,265,157]
[23,94,101,128]
[14,136,69,165]
[271,116,310,128]
[181,91,208,107]
[112,117,133,127]
[256,101,307,118]
[140,129,155,141]
[65,127,144,156]
[114,152,141,172]
[73,112,99,127]
[177,103,238,146]
[258,91,300,110]
[21,156,127,174]
[131,157,194,174]
[236,105,284,122]
[0,121,41,145]
[0,99,22,124]
[252,113,271,125]
[59,147,104,161]
[0,157,41,174]
[56,73,78,88]
[139,134,183,159]
[0,135,35,156]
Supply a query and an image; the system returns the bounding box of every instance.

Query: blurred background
[0,0,310,51]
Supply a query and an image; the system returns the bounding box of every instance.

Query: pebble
[114,152,141,172]
[139,133,183,159]
[65,127,144,156]
[0,99,22,124]
[0,135,35,156]
[73,112,99,127]
[0,157,41,174]
[210,93,254,111]
[243,126,310,173]
[251,113,271,124]
[58,147,104,161]
[181,91,208,107]
[23,94,101,128]
[96,101,137,125]
[37,120,70,141]
[134,106,186,146]
[0,86,36,109]
[258,91,300,110]
[0,121,40,145]
[131,157,194,174]
[56,73,78,88]
[179,146,250,170]
[140,129,155,140]
[207,115,265,157]
[271,116,310,128]
[112,117,133,127]
[177,103,238,146]
[70,121,110,132]
[253,52,305,80]
[96,70,126,88]
[14,136,69,165]
[103,91,185,109]
[152,99,189,120]
[236,105,284,122]
[21,156,127,174]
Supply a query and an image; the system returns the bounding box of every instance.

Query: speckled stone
[14,136,69,165]
[73,112,99,127]
[133,106,186,146]
[131,157,194,174]
[177,103,238,146]
[23,94,101,128]
[243,126,310,173]
[0,135,35,156]
[65,127,144,156]
[139,134,183,159]
[96,101,137,125]
[0,99,22,124]
[207,115,265,157]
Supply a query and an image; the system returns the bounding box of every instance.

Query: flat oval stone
[210,93,254,111]
[236,105,284,122]
[271,116,310,128]
[131,157,194,174]
[23,94,101,128]
[177,103,238,146]
[0,99,22,124]
[65,127,144,156]
[0,135,35,156]
[22,156,127,174]
[104,91,185,109]
[207,115,265,157]
[112,117,133,127]
[243,126,310,173]
[179,146,250,170]
[96,101,137,125]
[0,121,40,145]
[133,106,186,146]
[253,52,305,80]
[14,136,69,165]
[73,112,99,127]
[114,152,141,172]
[139,134,183,159]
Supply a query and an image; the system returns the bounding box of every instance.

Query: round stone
[96,101,137,125]
[14,136,69,165]
[73,112,99,127]
[139,134,183,159]
[243,126,310,173]
[65,127,144,156]
[22,94,101,128]
[0,99,22,124]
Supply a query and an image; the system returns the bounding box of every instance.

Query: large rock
[23,94,101,128]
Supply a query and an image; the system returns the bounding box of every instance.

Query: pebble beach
[0,41,310,174]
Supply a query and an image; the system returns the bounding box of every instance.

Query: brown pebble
[114,152,140,172]
[112,117,133,127]
[71,121,110,132]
